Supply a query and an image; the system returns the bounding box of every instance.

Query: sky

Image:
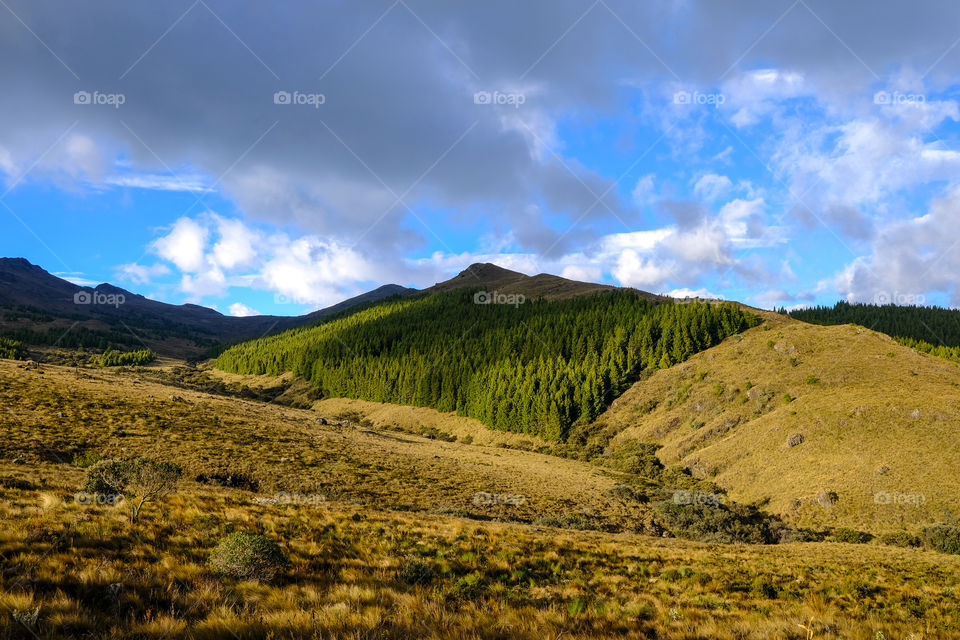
[2,0,960,316]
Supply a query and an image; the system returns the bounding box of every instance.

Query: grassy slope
[0,360,654,532]
[3,359,960,638]
[596,313,960,533]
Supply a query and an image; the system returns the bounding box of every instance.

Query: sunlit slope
[596,314,960,533]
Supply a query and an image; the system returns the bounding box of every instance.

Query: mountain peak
[459,262,524,279]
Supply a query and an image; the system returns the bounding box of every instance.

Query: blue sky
[3,1,960,316]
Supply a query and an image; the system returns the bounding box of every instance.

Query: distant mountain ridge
[0,257,668,359]
[0,257,416,358]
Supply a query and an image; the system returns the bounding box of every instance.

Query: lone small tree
[82,457,182,523]
[125,458,182,523]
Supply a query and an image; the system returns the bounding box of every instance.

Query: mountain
[0,257,415,358]
[426,262,668,302]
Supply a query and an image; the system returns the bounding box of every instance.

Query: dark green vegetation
[208,531,291,583]
[216,290,758,440]
[0,337,25,359]
[97,348,156,367]
[790,301,960,362]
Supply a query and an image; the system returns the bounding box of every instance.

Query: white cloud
[228,302,261,317]
[667,287,723,299]
[830,185,960,306]
[693,173,732,201]
[560,264,602,282]
[104,173,213,192]
[116,262,171,284]
[152,217,209,273]
[212,215,259,270]
[631,173,656,206]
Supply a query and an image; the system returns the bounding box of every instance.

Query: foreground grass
[1,465,959,639]
[2,359,960,638]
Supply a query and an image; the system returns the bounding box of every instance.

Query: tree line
[789,301,960,355]
[216,289,757,440]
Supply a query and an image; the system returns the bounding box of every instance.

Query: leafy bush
[72,450,103,468]
[652,500,785,544]
[603,484,648,503]
[83,459,130,496]
[533,512,599,531]
[921,525,960,555]
[880,531,921,548]
[603,441,664,478]
[399,555,435,585]
[209,532,290,583]
[832,528,873,544]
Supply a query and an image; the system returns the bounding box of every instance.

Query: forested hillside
[790,301,960,362]
[216,289,758,440]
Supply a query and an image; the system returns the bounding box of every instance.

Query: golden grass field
[2,315,960,638]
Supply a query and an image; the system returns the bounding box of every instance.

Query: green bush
[921,525,960,555]
[603,441,664,478]
[72,450,103,468]
[209,532,290,583]
[82,459,130,496]
[832,528,873,544]
[652,500,784,544]
[399,555,435,585]
[880,531,921,548]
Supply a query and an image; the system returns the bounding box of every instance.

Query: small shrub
[399,555,435,585]
[833,528,873,544]
[82,459,129,496]
[750,577,778,599]
[652,500,785,544]
[922,525,960,555]
[72,450,102,468]
[805,375,820,384]
[603,441,664,478]
[880,531,921,548]
[604,484,648,503]
[209,532,290,583]
[713,383,725,397]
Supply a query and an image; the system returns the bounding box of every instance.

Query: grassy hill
[3,360,960,638]
[589,313,960,533]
